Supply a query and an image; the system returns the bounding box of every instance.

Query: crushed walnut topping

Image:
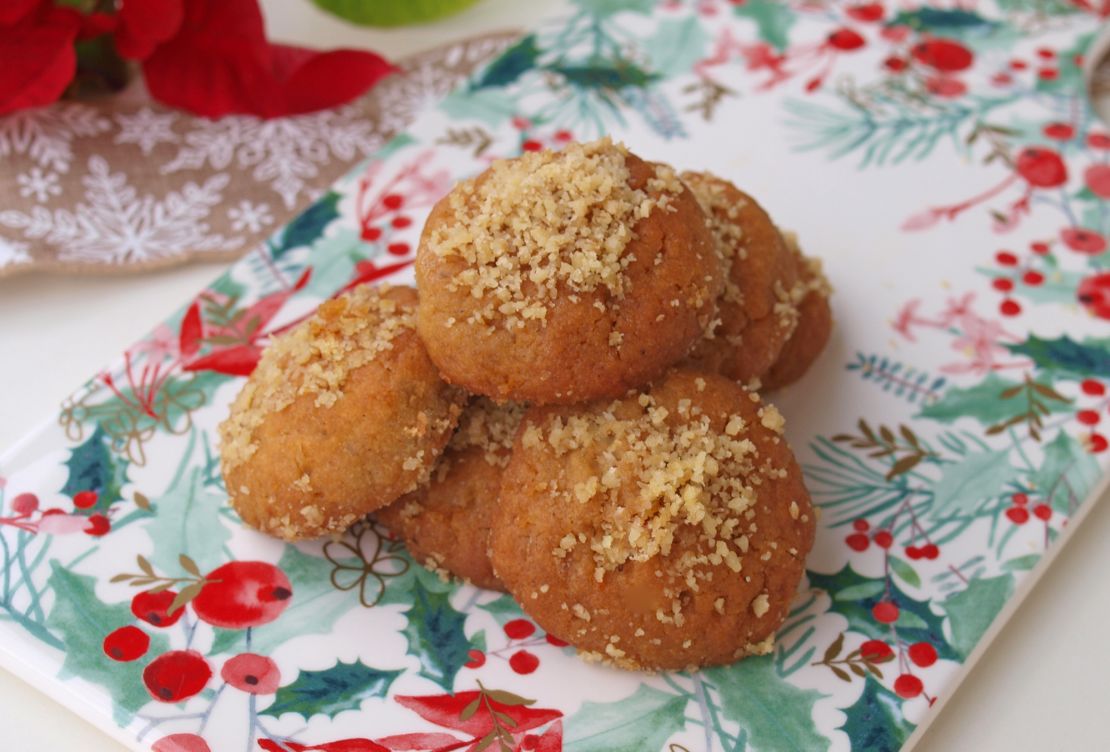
[446,398,525,467]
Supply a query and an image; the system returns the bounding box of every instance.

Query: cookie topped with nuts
[415,138,722,405]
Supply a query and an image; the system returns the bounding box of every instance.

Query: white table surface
[2,2,1110,749]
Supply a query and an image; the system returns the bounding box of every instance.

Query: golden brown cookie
[416,138,722,405]
[489,369,815,670]
[220,284,466,541]
[376,398,524,591]
[680,172,802,385]
[762,232,833,391]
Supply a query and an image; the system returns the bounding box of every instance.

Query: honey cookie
[220,284,466,541]
[416,138,722,405]
[490,369,815,670]
[762,232,833,391]
[377,398,525,591]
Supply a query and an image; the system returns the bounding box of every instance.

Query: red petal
[276,46,397,115]
[395,692,561,738]
[257,741,388,752]
[115,0,183,59]
[77,11,118,41]
[179,301,203,358]
[0,11,78,115]
[0,0,41,26]
[375,733,465,751]
[530,721,562,752]
[183,344,261,376]
[141,0,279,118]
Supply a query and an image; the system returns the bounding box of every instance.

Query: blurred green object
[313,0,482,26]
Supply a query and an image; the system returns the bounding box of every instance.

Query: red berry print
[11,492,38,516]
[387,242,410,256]
[84,513,110,536]
[894,673,924,699]
[846,533,870,551]
[1038,68,1058,80]
[382,194,403,210]
[464,649,486,669]
[1033,504,1052,521]
[391,216,412,229]
[925,76,967,99]
[991,72,1012,87]
[103,625,150,662]
[1030,241,1050,255]
[1089,433,1108,453]
[545,633,569,647]
[1042,122,1074,141]
[221,653,281,694]
[73,490,98,509]
[509,649,540,675]
[1010,58,1028,70]
[191,561,292,629]
[904,545,921,560]
[131,590,185,628]
[1012,492,1029,506]
[152,734,213,752]
[1085,165,1110,199]
[511,116,531,130]
[873,530,893,549]
[828,28,866,52]
[504,618,537,640]
[143,650,211,702]
[1061,228,1107,255]
[859,639,893,661]
[1006,506,1030,524]
[361,226,382,242]
[999,299,1021,317]
[1088,132,1110,149]
[853,519,870,532]
[883,56,908,73]
[522,139,543,152]
[1022,271,1044,286]
[1015,147,1067,188]
[912,38,973,72]
[1036,47,1055,59]
[1081,379,1106,397]
[1079,272,1110,320]
[1078,409,1101,426]
[872,601,899,624]
[920,543,940,560]
[554,129,573,142]
[992,278,1014,292]
[846,3,884,22]
[908,642,938,668]
[995,251,1019,266]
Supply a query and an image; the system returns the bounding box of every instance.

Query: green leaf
[918,373,1069,425]
[645,17,709,77]
[733,0,795,51]
[941,575,1014,659]
[262,660,400,720]
[833,581,885,602]
[888,8,998,32]
[564,685,687,751]
[809,565,958,661]
[476,593,526,626]
[931,450,1019,516]
[312,0,479,26]
[570,0,654,15]
[838,676,915,752]
[706,655,829,751]
[1031,431,1101,514]
[274,191,341,258]
[400,576,475,689]
[1002,554,1041,572]
[887,556,921,589]
[146,466,229,578]
[61,426,128,510]
[550,63,659,90]
[301,228,369,299]
[441,87,518,126]
[475,35,538,89]
[46,562,169,724]
[1006,335,1110,379]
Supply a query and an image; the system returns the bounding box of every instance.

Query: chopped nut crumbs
[789,501,800,520]
[220,284,415,474]
[446,398,525,467]
[759,405,785,434]
[292,474,312,493]
[428,137,682,332]
[752,593,770,618]
[572,603,592,621]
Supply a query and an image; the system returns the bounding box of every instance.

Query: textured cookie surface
[377,398,524,590]
[490,369,815,670]
[416,138,722,405]
[220,285,465,541]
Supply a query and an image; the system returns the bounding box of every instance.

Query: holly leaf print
[1006,335,1110,379]
[941,575,1014,660]
[273,190,340,258]
[646,17,709,77]
[261,660,401,721]
[930,450,1019,517]
[918,373,1029,425]
[705,656,829,751]
[474,34,538,90]
[61,425,128,510]
[145,466,229,578]
[733,0,795,52]
[46,562,169,724]
[838,675,915,752]
[1033,431,1101,514]
[400,576,476,689]
[564,684,687,752]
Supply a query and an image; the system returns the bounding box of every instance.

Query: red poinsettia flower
[0,0,80,115]
[116,0,396,118]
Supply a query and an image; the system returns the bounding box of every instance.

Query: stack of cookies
[219,138,832,671]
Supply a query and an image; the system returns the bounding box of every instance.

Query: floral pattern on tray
[1,1,1109,751]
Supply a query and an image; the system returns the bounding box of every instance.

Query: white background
[2,1,1109,749]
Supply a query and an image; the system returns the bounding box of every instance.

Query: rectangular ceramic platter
[2,2,1108,751]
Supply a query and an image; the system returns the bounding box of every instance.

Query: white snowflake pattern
[0,156,238,264]
[16,167,61,201]
[114,107,179,155]
[161,109,383,209]
[227,200,273,233]
[0,104,111,173]
[0,238,31,269]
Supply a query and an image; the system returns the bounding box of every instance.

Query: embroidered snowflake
[227,200,273,233]
[114,107,178,155]
[16,168,61,201]
[0,156,238,264]
[0,238,31,269]
[0,104,111,173]
[161,109,383,209]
